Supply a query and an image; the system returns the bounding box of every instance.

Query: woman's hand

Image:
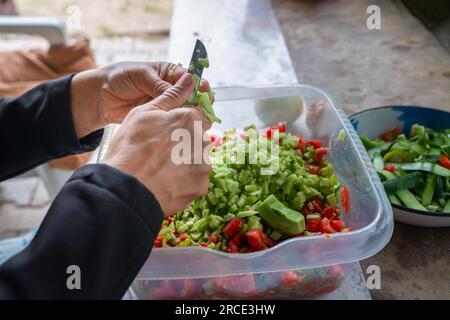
[103,73,212,215]
[70,61,211,138]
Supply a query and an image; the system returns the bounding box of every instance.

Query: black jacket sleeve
[0,76,164,299]
[0,74,103,181]
[0,164,163,299]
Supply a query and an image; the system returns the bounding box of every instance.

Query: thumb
[147,73,194,111]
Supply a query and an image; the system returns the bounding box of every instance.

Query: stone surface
[273,0,450,299]
[360,222,450,300]
[273,0,450,115]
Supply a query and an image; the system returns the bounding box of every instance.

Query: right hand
[103,73,212,215]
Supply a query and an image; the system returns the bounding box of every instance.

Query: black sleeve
[0,75,103,181]
[0,164,164,299]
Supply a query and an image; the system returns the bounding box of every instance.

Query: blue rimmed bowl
[350,105,450,227]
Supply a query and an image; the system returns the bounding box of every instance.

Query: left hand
[70,61,211,138]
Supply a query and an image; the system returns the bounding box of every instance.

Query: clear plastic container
[98,85,393,299]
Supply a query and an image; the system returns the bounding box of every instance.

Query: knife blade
[188,39,208,90]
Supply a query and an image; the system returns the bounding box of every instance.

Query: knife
[188,39,208,91]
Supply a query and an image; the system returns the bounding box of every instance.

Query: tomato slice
[223,218,244,238]
[383,164,396,172]
[277,122,286,133]
[341,185,350,214]
[437,156,450,169]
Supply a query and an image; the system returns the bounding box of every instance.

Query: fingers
[145,73,195,111]
[161,63,188,85]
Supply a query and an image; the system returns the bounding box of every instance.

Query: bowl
[98,85,394,299]
[350,105,450,227]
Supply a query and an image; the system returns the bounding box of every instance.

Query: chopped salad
[154,123,351,253]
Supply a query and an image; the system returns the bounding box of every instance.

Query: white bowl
[350,105,450,227]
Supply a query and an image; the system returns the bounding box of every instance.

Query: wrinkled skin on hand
[102,73,212,215]
[71,61,211,138]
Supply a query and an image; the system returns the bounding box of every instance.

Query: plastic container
[97,85,393,299]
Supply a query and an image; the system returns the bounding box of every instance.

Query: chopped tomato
[295,136,306,152]
[229,233,244,247]
[226,243,240,253]
[264,127,274,139]
[437,156,450,169]
[245,229,267,250]
[314,147,328,162]
[154,235,163,248]
[281,271,300,288]
[305,140,322,149]
[305,218,321,232]
[300,206,311,216]
[382,127,401,141]
[208,234,219,244]
[223,218,244,238]
[165,216,174,223]
[277,122,286,133]
[306,164,321,174]
[200,242,208,247]
[341,185,350,214]
[265,237,275,248]
[321,206,338,219]
[330,219,345,232]
[383,164,396,172]
[179,233,188,242]
[209,134,217,143]
[312,198,325,212]
[320,217,336,234]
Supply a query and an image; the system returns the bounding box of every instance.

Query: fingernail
[178,73,193,88]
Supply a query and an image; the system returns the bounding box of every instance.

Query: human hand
[70,61,211,138]
[102,73,212,215]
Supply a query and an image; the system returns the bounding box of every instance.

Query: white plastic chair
[0,16,72,199]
